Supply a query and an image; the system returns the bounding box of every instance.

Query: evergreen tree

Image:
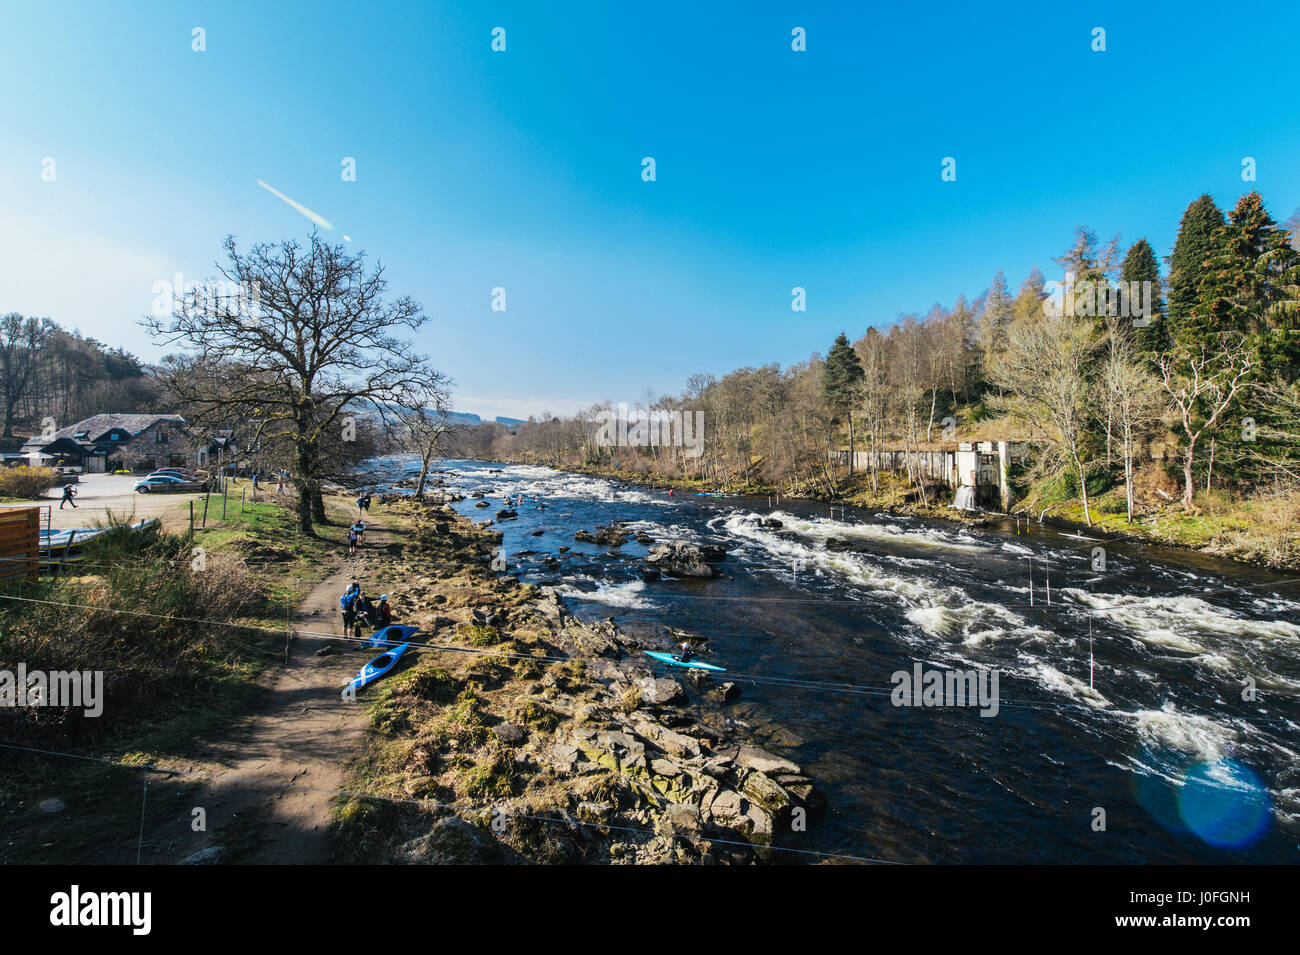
[1190,192,1300,486]
[1119,238,1164,355]
[1166,194,1225,344]
[822,332,865,475]
[977,271,1012,383]
[1011,268,1046,323]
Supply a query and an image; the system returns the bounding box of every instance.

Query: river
[359,456,1300,864]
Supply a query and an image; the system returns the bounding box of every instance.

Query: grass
[0,489,373,863]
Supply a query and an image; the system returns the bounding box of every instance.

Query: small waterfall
[951,484,978,511]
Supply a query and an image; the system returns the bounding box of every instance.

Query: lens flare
[1177,760,1270,849]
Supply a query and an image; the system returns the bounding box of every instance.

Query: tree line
[448,191,1300,524]
[0,317,157,441]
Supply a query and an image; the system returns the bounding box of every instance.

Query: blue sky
[2,0,1298,419]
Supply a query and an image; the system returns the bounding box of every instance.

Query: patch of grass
[458,745,521,800]
[462,624,502,647]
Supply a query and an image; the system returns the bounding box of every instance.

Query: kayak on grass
[643,650,727,672]
[344,642,411,696]
[367,624,421,649]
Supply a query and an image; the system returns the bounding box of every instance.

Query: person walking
[59,483,78,509]
[339,582,360,637]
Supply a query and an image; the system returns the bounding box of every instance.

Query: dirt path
[149,516,400,864]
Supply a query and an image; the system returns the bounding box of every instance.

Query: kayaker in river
[675,640,694,664]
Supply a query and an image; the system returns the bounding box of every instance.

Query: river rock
[656,803,702,837]
[179,846,224,864]
[735,744,801,776]
[493,722,529,745]
[710,681,741,703]
[594,526,631,546]
[475,501,489,508]
[421,489,464,504]
[636,676,686,707]
[574,529,596,543]
[400,817,517,864]
[495,509,517,520]
[645,541,716,578]
[707,789,744,820]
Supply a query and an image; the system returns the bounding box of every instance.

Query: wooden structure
[0,507,41,584]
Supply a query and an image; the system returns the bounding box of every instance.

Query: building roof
[20,413,186,451]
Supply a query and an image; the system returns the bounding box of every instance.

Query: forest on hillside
[0,317,159,443]
[445,191,1300,542]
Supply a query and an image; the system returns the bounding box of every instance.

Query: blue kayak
[344,643,411,696]
[367,624,421,649]
[644,650,726,672]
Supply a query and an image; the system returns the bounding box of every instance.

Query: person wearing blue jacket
[340,581,360,636]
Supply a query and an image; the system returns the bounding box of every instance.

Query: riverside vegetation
[442,192,1300,569]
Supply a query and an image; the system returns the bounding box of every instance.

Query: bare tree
[1100,325,1166,521]
[0,314,51,438]
[147,232,447,533]
[389,387,454,498]
[990,312,1099,525]
[1157,336,1255,512]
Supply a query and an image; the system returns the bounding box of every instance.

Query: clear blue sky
[2,1,1298,419]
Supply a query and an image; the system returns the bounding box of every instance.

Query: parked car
[134,475,204,493]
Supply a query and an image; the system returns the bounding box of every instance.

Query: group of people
[339,581,393,639]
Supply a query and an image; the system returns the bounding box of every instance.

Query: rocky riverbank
[330,496,828,864]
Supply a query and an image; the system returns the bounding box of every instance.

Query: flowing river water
[361,456,1300,864]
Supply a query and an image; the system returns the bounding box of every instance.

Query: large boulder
[593,526,631,546]
[399,817,519,864]
[645,541,717,578]
[735,744,801,776]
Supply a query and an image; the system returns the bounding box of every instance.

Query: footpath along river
[359,456,1300,863]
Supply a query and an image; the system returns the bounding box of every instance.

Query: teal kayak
[367,624,420,649]
[644,650,726,672]
[344,642,411,696]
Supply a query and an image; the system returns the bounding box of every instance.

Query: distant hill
[444,411,483,426]
[495,417,525,432]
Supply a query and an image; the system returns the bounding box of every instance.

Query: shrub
[0,466,57,499]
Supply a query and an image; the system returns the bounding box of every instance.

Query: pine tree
[977,271,1012,384]
[1190,192,1300,487]
[1119,238,1164,355]
[1166,194,1225,344]
[1011,268,1046,323]
[822,332,865,475]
